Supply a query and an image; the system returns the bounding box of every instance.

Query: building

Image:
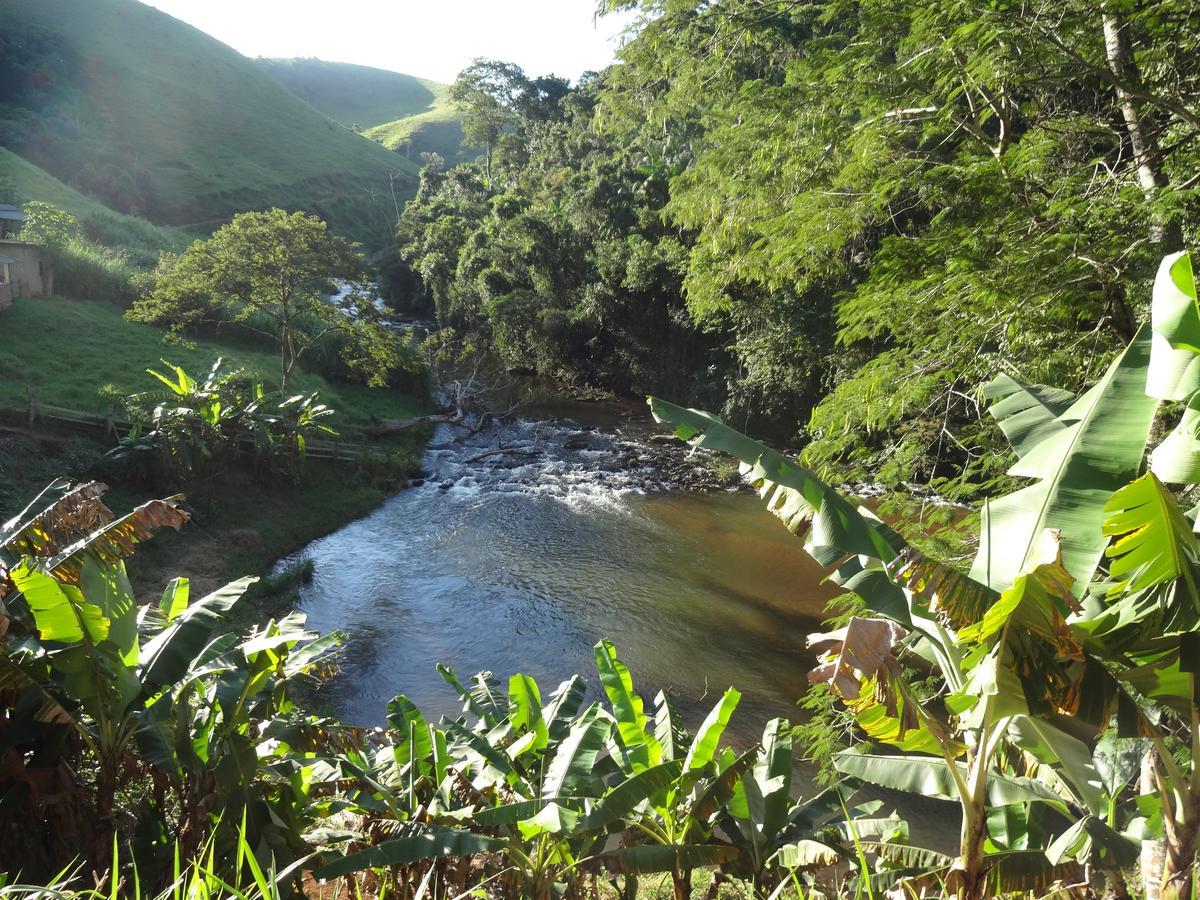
[0,205,24,239]
[0,252,16,311]
[0,206,54,307]
[0,240,53,303]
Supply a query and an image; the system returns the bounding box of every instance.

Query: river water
[282,400,840,751]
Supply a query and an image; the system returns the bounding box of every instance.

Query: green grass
[0,296,427,438]
[366,103,474,165]
[259,58,473,167]
[0,147,190,265]
[257,58,450,131]
[0,0,420,249]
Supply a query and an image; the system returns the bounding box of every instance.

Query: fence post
[25,384,39,427]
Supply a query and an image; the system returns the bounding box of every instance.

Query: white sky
[139,0,638,84]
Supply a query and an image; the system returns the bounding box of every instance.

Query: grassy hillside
[0,147,189,265]
[0,296,425,437]
[0,0,418,249]
[366,104,473,166]
[257,58,445,130]
[261,58,473,166]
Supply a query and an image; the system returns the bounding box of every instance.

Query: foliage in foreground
[7,240,1200,897]
[0,477,880,899]
[113,359,336,486]
[652,249,1200,899]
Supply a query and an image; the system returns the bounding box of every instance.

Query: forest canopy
[384,0,1199,499]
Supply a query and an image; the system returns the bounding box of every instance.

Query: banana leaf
[315,829,505,878]
[971,323,1157,596]
[583,760,683,829]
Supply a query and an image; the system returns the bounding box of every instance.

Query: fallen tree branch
[372,413,467,433]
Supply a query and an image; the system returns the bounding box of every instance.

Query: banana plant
[0,480,338,881]
[588,641,744,900]
[713,718,849,894]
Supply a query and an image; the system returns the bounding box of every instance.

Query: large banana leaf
[1146,250,1200,413]
[387,694,434,772]
[648,398,903,567]
[649,400,986,629]
[595,639,660,772]
[541,675,586,743]
[682,687,740,772]
[584,760,684,830]
[1046,814,1138,868]
[770,840,842,869]
[971,323,1157,596]
[10,560,109,644]
[1005,715,1102,815]
[139,576,256,686]
[315,830,505,878]
[46,497,189,584]
[541,706,611,799]
[0,480,105,560]
[507,673,549,756]
[834,753,1070,814]
[691,745,758,824]
[981,376,1076,460]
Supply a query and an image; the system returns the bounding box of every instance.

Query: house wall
[0,240,52,297]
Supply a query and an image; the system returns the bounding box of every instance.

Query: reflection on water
[282,415,838,749]
[281,409,957,842]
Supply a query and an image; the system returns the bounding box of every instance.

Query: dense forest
[386,0,1199,499]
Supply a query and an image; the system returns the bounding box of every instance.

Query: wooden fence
[1,395,382,463]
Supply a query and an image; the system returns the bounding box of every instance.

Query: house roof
[0,253,18,265]
[0,205,25,221]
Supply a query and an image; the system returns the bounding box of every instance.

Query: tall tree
[129,209,401,390]
[450,59,531,181]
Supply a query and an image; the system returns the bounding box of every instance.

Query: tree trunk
[1101,5,1181,249]
[1143,749,1167,900]
[957,810,988,900]
[1162,789,1200,900]
[672,867,691,900]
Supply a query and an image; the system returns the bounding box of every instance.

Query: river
[280,399,843,760]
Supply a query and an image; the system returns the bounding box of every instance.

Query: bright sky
[139,0,639,84]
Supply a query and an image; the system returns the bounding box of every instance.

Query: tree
[450,59,532,181]
[21,201,79,251]
[128,209,401,390]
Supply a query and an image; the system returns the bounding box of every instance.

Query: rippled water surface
[284,408,840,746]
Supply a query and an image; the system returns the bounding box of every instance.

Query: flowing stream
[281,399,842,757]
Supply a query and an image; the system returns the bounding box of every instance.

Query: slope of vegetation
[257,57,447,130]
[0,0,418,248]
[365,101,471,165]
[6,252,1200,897]
[258,57,472,165]
[0,147,188,264]
[0,296,425,437]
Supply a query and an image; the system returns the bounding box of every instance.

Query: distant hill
[0,0,419,249]
[257,58,445,130]
[260,58,474,166]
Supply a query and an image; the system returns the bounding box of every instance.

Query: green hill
[0,147,188,265]
[260,58,473,166]
[257,58,445,130]
[0,0,419,249]
[365,103,472,166]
